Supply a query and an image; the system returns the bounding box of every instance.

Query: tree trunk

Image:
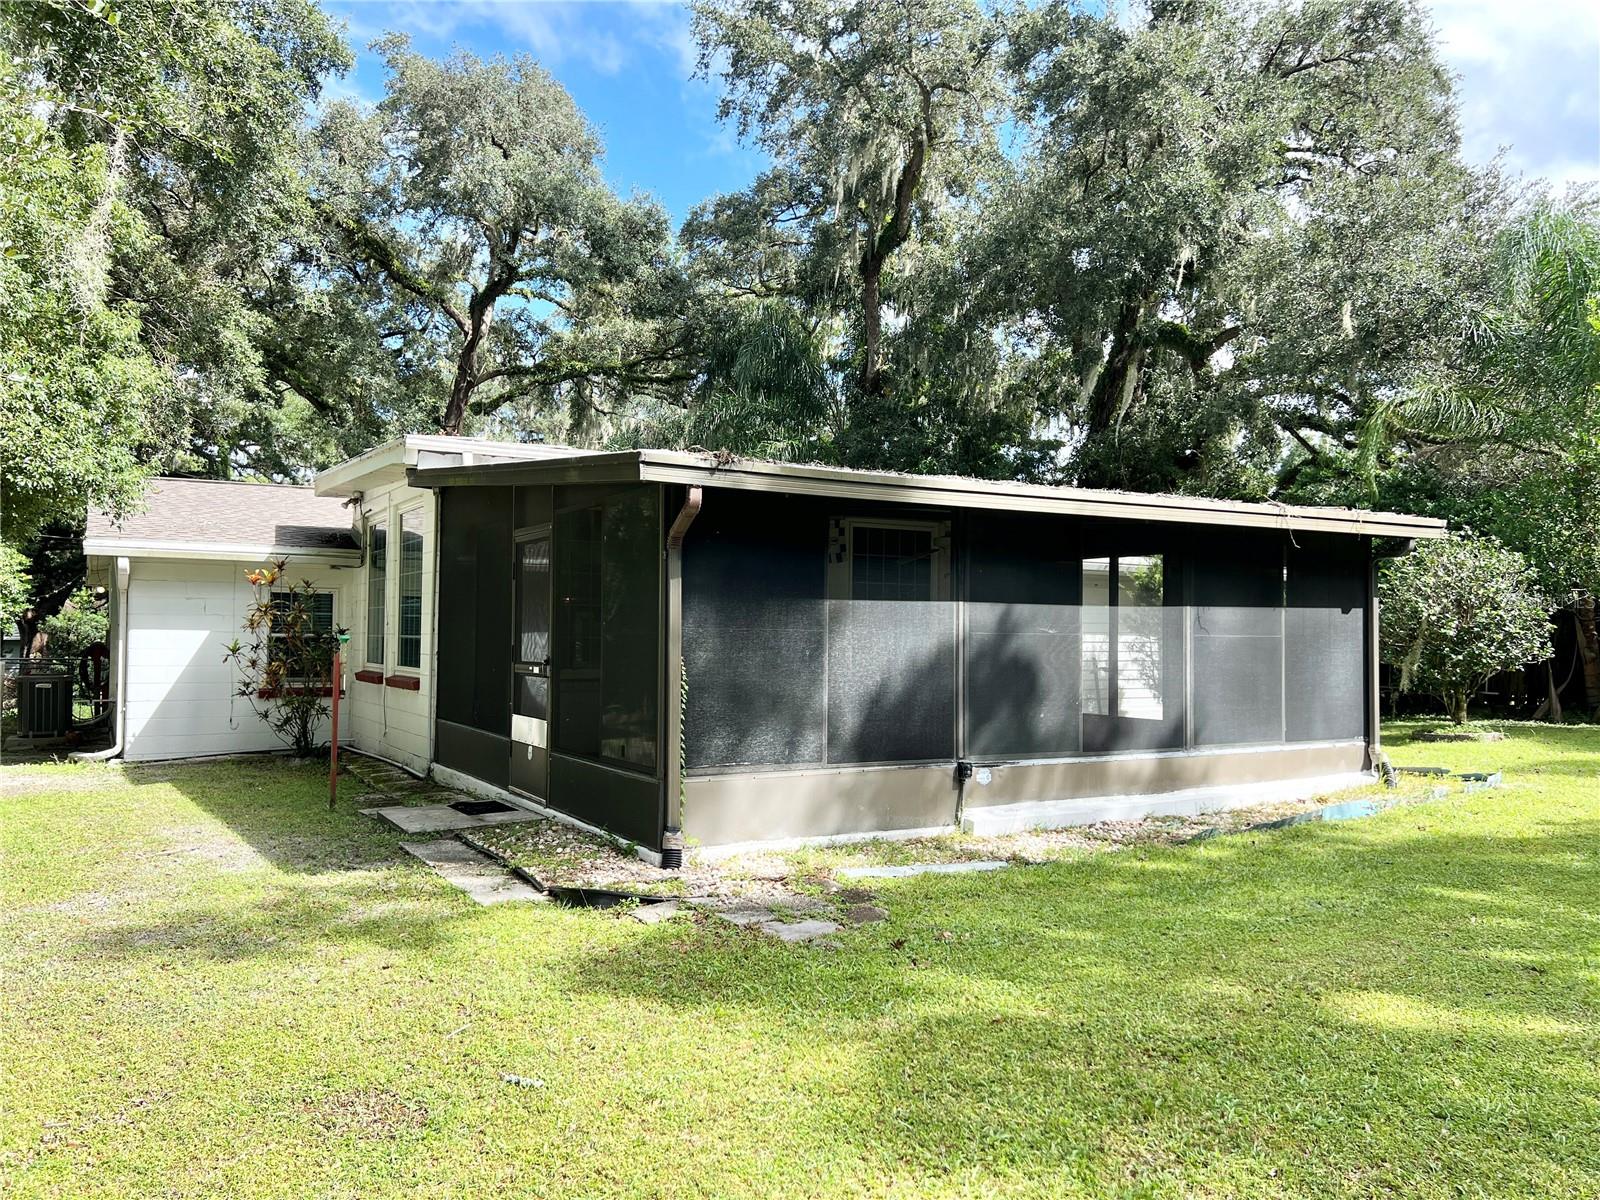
[1573,595,1600,709]
[860,264,883,395]
[1546,657,1564,723]
[441,289,502,438]
[1086,296,1150,435]
[441,319,486,436]
[1447,689,1469,725]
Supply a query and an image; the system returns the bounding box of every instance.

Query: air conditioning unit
[16,672,73,738]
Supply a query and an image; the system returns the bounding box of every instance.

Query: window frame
[1081,553,1167,722]
[828,517,952,602]
[365,519,387,668]
[395,505,426,672]
[267,588,337,687]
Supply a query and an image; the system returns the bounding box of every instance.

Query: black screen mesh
[1190,536,1284,747]
[965,514,1083,757]
[827,599,955,763]
[435,487,513,736]
[1286,537,1367,742]
[552,486,659,773]
[682,501,827,769]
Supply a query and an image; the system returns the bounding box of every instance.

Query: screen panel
[599,487,659,772]
[682,503,827,769]
[1191,536,1285,747]
[1286,537,1367,742]
[966,513,1082,758]
[827,598,954,764]
[434,487,513,737]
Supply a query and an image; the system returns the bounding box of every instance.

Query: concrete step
[400,839,545,906]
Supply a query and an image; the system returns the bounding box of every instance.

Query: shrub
[1380,532,1551,724]
[222,560,344,758]
[40,587,108,662]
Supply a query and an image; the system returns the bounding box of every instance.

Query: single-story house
[85,437,1445,857]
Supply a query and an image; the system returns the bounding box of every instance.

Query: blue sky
[323,0,1599,225]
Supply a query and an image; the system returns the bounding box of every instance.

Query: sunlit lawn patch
[2,724,1596,1198]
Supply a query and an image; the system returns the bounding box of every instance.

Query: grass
[2,724,1597,1198]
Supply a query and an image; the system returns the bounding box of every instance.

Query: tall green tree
[0,0,349,539]
[993,0,1497,492]
[301,36,688,441]
[1341,199,1600,709]
[687,0,1006,432]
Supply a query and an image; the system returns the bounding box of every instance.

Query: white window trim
[364,516,389,669]
[393,502,427,674]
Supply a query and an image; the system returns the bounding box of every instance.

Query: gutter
[74,556,130,762]
[661,486,703,868]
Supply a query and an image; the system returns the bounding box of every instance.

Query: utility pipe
[75,556,130,762]
[661,486,703,867]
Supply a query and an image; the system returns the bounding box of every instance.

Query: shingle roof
[85,478,358,555]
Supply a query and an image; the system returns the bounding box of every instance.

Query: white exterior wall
[344,479,436,774]
[121,557,349,761]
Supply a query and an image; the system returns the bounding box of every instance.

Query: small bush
[1380,532,1551,724]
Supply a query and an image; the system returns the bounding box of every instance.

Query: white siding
[122,558,349,761]
[343,479,437,773]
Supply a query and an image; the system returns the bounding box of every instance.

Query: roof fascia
[407,450,646,490]
[631,452,1448,539]
[82,538,362,565]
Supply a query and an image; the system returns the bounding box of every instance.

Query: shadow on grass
[553,808,1600,1191]
[120,755,413,877]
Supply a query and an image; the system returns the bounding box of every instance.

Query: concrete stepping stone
[364,802,546,833]
[629,900,682,925]
[401,839,545,906]
[836,861,1008,879]
[758,918,841,942]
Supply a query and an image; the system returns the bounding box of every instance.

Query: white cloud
[1425,0,1600,188]
[336,0,674,76]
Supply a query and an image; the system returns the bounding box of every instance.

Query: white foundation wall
[121,557,349,761]
[343,479,436,774]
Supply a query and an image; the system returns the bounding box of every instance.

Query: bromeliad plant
[223,559,344,757]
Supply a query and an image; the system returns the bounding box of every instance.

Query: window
[852,525,934,600]
[365,522,386,665]
[397,508,424,670]
[832,519,949,602]
[1081,554,1165,721]
[269,590,335,684]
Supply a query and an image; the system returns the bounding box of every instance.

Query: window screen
[517,538,550,665]
[552,488,659,773]
[1082,558,1111,716]
[1117,555,1164,720]
[851,525,934,600]
[365,522,386,665]
[397,508,424,670]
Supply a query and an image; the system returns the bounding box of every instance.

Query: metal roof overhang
[408,449,1449,540]
[82,537,362,565]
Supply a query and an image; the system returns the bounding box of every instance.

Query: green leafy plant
[1380,533,1552,724]
[40,587,108,662]
[222,559,342,758]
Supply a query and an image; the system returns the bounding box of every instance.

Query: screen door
[510,530,551,799]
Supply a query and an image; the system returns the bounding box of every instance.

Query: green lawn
[2,724,1597,1198]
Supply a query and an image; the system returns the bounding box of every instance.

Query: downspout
[1367,538,1415,770]
[661,486,703,868]
[75,556,130,762]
